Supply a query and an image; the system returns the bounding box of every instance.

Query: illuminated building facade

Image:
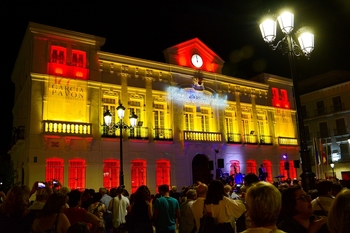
[10,22,301,193]
[299,70,350,180]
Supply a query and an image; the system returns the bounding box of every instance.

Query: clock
[191,54,203,68]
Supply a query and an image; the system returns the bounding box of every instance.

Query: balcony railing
[314,107,327,116]
[334,128,348,136]
[153,128,173,141]
[259,135,273,145]
[278,137,298,146]
[317,130,330,138]
[12,126,25,146]
[129,127,149,140]
[331,103,344,112]
[43,120,92,136]
[244,134,258,144]
[227,133,242,143]
[184,131,222,142]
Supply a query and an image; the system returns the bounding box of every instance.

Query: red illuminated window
[156,159,170,193]
[271,87,281,107]
[262,160,272,182]
[103,159,119,190]
[46,158,64,184]
[229,160,240,175]
[279,160,296,180]
[280,89,290,109]
[72,50,86,67]
[51,46,66,64]
[246,159,257,174]
[131,160,146,194]
[68,159,85,190]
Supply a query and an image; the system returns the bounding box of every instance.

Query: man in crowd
[190,183,208,232]
[154,184,180,233]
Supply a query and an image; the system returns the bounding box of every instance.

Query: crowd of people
[0,176,349,233]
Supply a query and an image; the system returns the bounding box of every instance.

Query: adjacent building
[10,22,302,193]
[299,70,350,180]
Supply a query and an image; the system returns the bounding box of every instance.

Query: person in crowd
[327,188,350,233]
[312,180,334,221]
[240,181,285,233]
[99,187,112,232]
[108,186,130,232]
[59,186,71,195]
[204,180,246,232]
[331,182,343,197]
[258,164,267,181]
[191,183,208,232]
[179,189,197,233]
[224,184,232,197]
[82,189,95,210]
[0,185,31,232]
[128,185,153,233]
[22,182,53,232]
[67,221,91,233]
[154,184,180,233]
[170,185,181,203]
[239,173,260,231]
[31,192,71,233]
[88,192,106,232]
[65,189,102,233]
[278,185,329,233]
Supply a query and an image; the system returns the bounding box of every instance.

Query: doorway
[192,154,212,185]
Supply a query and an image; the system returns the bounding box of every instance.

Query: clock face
[191,54,203,68]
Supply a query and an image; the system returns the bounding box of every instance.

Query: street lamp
[330,162,335,178]
[103,103,138,186]
[260,11,315,191]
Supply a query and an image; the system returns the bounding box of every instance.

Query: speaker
[208,161,214,170]
[284,161,290,170]
[218,159,224,168]
[294,160,300,168]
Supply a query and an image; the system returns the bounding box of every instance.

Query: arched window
[131,160,146,194]
[103,159,119,190]
[246,160,257,174]
[68,159,85,190]
[262,160,272,183]
[46,158,64,184]
[279,160,297,180]
[229,160,240,175]
[156,159,170,193]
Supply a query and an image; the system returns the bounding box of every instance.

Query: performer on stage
[258,164,267,181]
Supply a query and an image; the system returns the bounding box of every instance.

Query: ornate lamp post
[104,103,138,186]
[260,11,315,191]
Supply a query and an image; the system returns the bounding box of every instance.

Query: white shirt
[205,196,245,224]
[191,197,205,231]
[108,195,130,228]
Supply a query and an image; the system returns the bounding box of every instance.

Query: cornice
[29,22,106,47]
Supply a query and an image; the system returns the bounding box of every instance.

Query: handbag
[198,203,215,233]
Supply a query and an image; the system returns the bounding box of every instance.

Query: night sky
[2,0,349,154]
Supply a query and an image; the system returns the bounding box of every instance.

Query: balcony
[129,127,149,140]
[227,133,242,144]
[278,137,298,146]
[314,107,327,116]
[259,135,273,145]
[43,120,92,136]
[12,126,25,146]
[153,128,173,141]
[184,131,222,142]
[244,134,258,144]
[317,130,330,139]
[331,103,344,112]
[334,128,348,137]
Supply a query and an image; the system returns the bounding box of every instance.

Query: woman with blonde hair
[327,189,350,233]
[241,181,285,233]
